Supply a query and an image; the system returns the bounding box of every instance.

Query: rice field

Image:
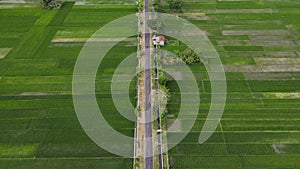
[0,2,137,168]
[0,0,300,168]
[164,0,300,168]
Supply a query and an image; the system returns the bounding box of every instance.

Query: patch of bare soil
[254,58,300,65]
[263,92,300,99]
[56,30,92,34]
[295,41,300,46]
[249,35,289,41]
[0,48,12,59]
[217,40,250,46]
[244,72,299,80]
[52,38,124,42]
[263,51,298,58]
[187,16,215,21]
[272,144,286,154]
[169,72,183,80]
[49,43,83,47]
[227,51,298,58]
[261,65,300,72]
[179,13,206,17]
[224,65,262,72]
[251,40,296,47]
[0,0,25,3]
[0,4,18,8]
[222,30,289,36]
[20,92,51,96]
[167,119,181,132]
[136,12,146,168]
[216,9,277,13]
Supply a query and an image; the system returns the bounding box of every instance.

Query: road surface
[144,0,153,168]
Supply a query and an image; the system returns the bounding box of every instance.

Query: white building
[152,35,165,46]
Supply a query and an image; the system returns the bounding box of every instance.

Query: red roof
[159,36,165,41]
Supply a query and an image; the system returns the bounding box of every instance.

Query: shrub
[41,0,62,10]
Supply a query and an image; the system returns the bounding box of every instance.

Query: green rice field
[164,0,300,168]
[0,0,300,168]
[0,2,137,168]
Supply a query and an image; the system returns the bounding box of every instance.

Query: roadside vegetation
[41,0,62,10]
[153,0,183,13]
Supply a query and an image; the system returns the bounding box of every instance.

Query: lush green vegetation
[0,2,137,168]
[0,0,300,168]
[163,0,300,168]
[41,0,62,10]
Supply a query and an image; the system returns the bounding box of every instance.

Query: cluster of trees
[147,19,165,33]
[157,47,205,65]
[178,48,201,64]
[137,0,144,12]
[154,85,169,119]
[168,0,183,12]
[153,0,183,13]
[41,0,61,10]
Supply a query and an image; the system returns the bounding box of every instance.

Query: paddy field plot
[164,0,300,168]
[0,2,137,168]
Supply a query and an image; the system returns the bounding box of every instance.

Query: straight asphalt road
[144,0,153,168]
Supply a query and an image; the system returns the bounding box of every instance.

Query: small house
[152,35,165,46]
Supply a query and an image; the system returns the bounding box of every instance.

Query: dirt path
[136,11,146,169]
